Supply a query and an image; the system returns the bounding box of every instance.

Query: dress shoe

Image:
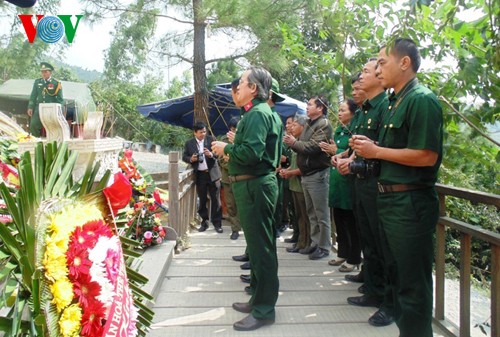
[232,302,252,313]
[198,220,208,232]
[240,261,251,270]
[240,274,250,283]
[339,263,359,272]
[299,245,317,255]
[244,286,253,295]
[347,295,381,308]
[309,247,330,260]
[345,271,364,283]
[284,236,298,243]
[328,258,346,266]
[214,226,223,233]
[368,309,394,327]
[286,245,301,253]
[230,231,239,240]
[233,314,274,331]
[358,284,366,294]
[232,253,249,262]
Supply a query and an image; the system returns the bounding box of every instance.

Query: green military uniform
[224,98,282,321]
[28,62,64,137]
[218,134,241,232]
[351,91,393,311]
[288,152,310,249]
[329,125,352,209]
[377,78,443,337]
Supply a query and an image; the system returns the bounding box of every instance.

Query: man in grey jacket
[284,95,333,260]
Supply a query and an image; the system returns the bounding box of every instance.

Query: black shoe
[309,247,330,260]
[214,226,223,233]
[240,274,250,283]
[232,253,249,262]
[286,245,300,253]
[284,236,298,243]
[233,314,274,331]
[198,221,209,232]
[232,302,252,313]
[347,295,381,308]
[345,271,364,283]
[240,261,251,270]
[230,231,239,240]
[299,245,317,255]
[368,309,394,327]
[244,286,253,295]
[358,284,366,294]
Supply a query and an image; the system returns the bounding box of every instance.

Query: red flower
[103,172,132,216]
[66,246,91,279]
[70,220,112,249]
[73,274,101,309]
[80,299,106,336]
[153,189,162,204]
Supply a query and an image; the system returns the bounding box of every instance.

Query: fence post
[435,194,446,320]
[492,244,500,337]
[169,151,180,235]
[459,233,471,337]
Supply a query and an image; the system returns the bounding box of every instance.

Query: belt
[228,175,257,183]
[377,183,428,193]
[198,169,209,173]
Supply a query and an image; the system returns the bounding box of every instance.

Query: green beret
[271,78,285,102]
[40,62,54,71]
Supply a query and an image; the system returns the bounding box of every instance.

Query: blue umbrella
[137,86,306,136]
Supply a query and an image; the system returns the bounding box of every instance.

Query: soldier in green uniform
[27,62,64,137]
[212,66,282,331]
[353,38,443,337]
[340,59,395,327]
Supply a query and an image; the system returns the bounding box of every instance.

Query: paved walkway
[148,223,449,337]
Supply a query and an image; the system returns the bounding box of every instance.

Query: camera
[349,159,380,178]
[196,151,205,163]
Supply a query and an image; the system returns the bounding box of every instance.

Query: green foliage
[206,60,241,89]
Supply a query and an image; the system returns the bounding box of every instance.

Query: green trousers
[377,187,438,337]
[29,109,43,137]
[222,182,241,232]
[354,177,392,312]
[233,173,279,320]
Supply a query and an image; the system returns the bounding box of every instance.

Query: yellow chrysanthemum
[44,254,68,282]
[50,278,74,312]
[59,304,82,337]
[154,217,161,225]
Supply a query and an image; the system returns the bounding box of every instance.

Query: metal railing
[434,184,500,337]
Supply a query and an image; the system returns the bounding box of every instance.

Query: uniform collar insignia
[243,101,253,112]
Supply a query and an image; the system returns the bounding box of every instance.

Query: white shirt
[196,138,208,171]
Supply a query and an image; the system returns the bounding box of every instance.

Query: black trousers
[333,207,361,265]
[196,171,222,227]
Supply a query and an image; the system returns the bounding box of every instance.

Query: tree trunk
[192,0,209,129]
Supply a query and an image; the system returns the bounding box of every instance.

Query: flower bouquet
[0,142,154,336]
[126,193,167,249]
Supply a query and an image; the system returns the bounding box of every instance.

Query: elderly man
[212,66,283,331]
[27,62,64,137]
[352,38,443,337]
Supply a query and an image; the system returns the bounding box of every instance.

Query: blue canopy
[136,86,306,136]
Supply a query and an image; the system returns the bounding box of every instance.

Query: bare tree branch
[206,53,249,65]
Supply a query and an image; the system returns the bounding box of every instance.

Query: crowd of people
[184,37,443,337]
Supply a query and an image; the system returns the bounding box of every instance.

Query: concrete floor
[148,224,450,337]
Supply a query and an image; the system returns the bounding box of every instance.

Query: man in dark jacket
[182,122,223,233]
[284,96,333,260]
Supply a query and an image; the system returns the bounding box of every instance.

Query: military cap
[271,78,286,102]
[40,62,54,71]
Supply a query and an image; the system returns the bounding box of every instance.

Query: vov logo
[18,14,83,44]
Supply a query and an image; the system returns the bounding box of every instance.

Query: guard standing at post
[212,66,282,331]
[27,62,64,137]
[352,38,443,337]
